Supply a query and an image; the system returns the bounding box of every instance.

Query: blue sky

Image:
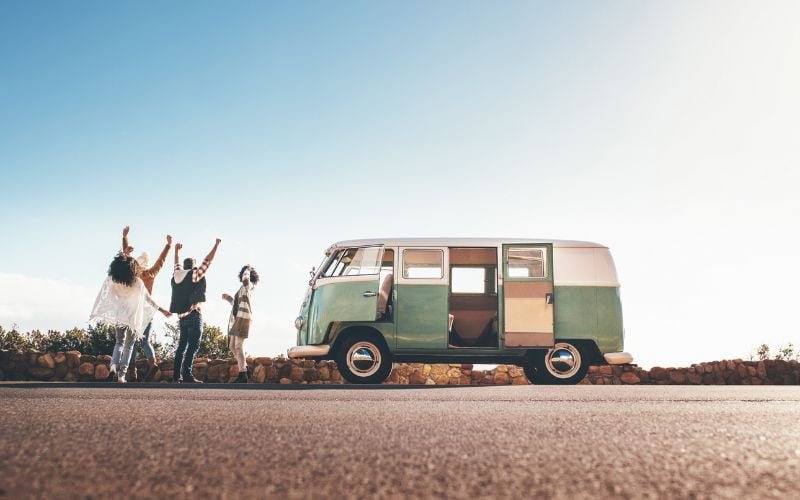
[1,1,799,367]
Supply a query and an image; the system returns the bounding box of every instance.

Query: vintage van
[288,238,632,385]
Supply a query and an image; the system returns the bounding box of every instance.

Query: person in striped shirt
[169,238,221,383]
[222,265,260,383]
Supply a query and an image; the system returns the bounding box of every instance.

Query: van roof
[332,238,608,249]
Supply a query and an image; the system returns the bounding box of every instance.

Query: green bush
[0,325,33,350]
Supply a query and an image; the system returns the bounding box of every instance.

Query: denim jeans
[115,326,136,375]
[127,321,155,367]
[173,311,203,379]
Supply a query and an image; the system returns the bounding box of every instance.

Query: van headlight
[294,316,304,330]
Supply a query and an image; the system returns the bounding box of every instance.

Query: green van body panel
[553,286,623,353]
[308,279,379,345]
[328,321,396,349]
[395,284,449,350]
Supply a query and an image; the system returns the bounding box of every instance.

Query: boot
[107,366,118,383]
[127,364,138,383]
[233,371,248,384]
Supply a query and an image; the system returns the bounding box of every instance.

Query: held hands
[160,308,172,318]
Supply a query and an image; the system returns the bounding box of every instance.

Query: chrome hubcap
[545,343,581,378]
[347,341,381,377]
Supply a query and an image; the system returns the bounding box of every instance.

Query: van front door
[307,246,383,344]
[502,244,554,347]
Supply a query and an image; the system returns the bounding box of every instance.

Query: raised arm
[174,242,183,271]
[149,234,172,275]
[122,226,133,255]
[194,238,221,282]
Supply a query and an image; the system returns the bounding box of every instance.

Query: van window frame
[503,245,553,282]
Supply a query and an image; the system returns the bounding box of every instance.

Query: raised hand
[123,226,130,237]
[176,243,183,251]
[215,238,222,245]
[166,234,173,245]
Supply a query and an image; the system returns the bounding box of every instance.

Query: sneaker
[117,375,127,384]
[107,369,118,383]
[233,372,248,384]
[181,376,203,384]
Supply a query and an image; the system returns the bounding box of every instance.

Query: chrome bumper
[604,352,634,365]
[287,345,331,358]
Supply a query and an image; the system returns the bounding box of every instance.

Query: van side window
[403,249,443,279]
[451,266,497,294]
[507,248,546,278]
[323,247,382,277]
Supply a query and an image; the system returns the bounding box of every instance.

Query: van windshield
[322,247,382,277]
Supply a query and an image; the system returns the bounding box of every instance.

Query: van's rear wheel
[528,342,589,385]
[336,335,392,384]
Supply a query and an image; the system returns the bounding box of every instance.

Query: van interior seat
[377,273,393,319]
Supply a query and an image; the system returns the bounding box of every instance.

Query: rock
[508,366,524,378]
[687,372,702,385]
[290,366,304,381]
[229,365,240,379]
[598,365,613,376]
[495,365,509,373]
[747,366,757,377]
[318,367,330,381]
[409,371,427,385]
[737,364,748,378]
[78,362,95,377]
[459,375,471,385]
[511,376,528,385]
[446,368,462,379]
[279,377,291,384]
[430,365,447,377]
[266,366,278,381]
[620,372,640,384]
[37,353,55,369]
[53,352,66,365]
[28,367,55,380]
[304,369,315,381]
[55,362,68,379]
[494,372,510,385]
[330,369,342,382]
[252,364,267,383]
[471,370,484,380]
[64,372,78,382]
[95,364,109,381]
[649,367,668,381]
[397,365,412,377]
[668,371,686,384]
[433,374,449,385]
[254,357,273,366]
[704,364,713,374]
[302,359,315,369]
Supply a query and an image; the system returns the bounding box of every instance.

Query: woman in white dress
[90,253,171,383]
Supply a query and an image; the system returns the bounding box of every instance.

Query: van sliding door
[502,244,554,347]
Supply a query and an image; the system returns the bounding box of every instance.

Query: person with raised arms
[170,238,221,383]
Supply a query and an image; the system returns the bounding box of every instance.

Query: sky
[1,0,799,368]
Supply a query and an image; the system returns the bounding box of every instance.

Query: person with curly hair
[120,226,172,381]
[222,265,260,383]
[89,253,171,383]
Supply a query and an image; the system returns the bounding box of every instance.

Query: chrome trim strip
[287,345,331,358]
[604,352,633,365]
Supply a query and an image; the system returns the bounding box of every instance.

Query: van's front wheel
[528,342,589,385]
[336,335,392,384]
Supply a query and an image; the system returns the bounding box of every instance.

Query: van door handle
[362,291,377,297]
[545,293,553,304]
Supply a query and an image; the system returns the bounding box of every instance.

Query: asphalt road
[1,384,799,499]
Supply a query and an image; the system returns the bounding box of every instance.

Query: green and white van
[288,238,632,385]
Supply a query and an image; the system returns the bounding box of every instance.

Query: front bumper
[603,352,634,365]
[287,344,331,359]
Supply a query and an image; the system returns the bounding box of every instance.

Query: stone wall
[0,349,798,385]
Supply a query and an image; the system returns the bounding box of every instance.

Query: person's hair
[108,254,140,287]
[240,265,260,285]
[183,258,196,270]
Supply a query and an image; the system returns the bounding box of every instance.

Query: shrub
[0,325,33,351]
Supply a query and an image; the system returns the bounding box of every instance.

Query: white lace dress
[89,277,158,339]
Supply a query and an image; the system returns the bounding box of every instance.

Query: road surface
[1,384,799,498]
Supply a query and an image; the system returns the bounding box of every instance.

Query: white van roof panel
[333,238,607,249]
